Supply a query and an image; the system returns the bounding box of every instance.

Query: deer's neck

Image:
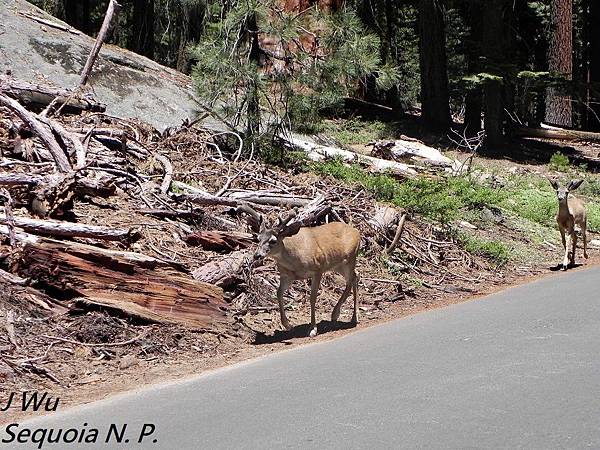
[558,199,572,218]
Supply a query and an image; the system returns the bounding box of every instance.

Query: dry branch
[0,210,137,242]
[0,93,72,172]
[79,0,122,86]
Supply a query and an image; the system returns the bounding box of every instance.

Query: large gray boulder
[0,0,221,131]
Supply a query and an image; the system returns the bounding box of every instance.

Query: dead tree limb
[0,211,138,242]
[0,76,105,113]
[0,93,72,172]
[79,0,122,86]
[0,189,16,247]
[385,213,407,255]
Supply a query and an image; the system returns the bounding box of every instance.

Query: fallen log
[0,76,106,114]
[192,250,251,287]
[514,126,600,143]
[0,211,138,242]
[279,134,418,177]
[173,182,314,208]
[184,230,254,252]
[0,172,116,203]
[370,139,453,166]
[20,239,226,328]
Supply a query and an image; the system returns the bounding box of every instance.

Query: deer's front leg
[309,273,323,338]
[563,233,571,270]
[277,276,292,331]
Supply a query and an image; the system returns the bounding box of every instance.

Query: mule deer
[246,207,360,338]
[548,178,588,270]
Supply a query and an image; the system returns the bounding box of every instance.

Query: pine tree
[190,1,398,142]
[545,0,573,127]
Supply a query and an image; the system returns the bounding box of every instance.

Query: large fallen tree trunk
[20,239,226,328]
[278,134,418,177]
[0,76,106,114]
[514,126,600,143]
[0,211,137,242]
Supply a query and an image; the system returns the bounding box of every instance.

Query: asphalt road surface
[6,267,600,449]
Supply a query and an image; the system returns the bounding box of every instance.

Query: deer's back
[277,222,360,277]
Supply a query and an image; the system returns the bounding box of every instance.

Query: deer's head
[237,204,300,261]
[548,178,583,203]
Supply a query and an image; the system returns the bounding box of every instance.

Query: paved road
[6,267,600,449]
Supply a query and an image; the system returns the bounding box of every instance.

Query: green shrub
[549,152,570,172]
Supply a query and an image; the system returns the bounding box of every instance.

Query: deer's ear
[279,223,302,239]
[547,177,559,190]
[569,179,584,191]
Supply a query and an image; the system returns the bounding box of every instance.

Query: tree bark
[418,0,451,130]
[21,239,226,329]
[481,0,511,149]
[588,0,600,130]
[463,0,483,133]
[545,0,573,127]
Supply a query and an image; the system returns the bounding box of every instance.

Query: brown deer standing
[548,178,588,270]
[247,208,360,338]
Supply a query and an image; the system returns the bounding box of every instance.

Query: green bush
[549,152,570,172]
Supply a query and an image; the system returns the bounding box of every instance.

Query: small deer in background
[548,178,588,270]
[244,207,361,338]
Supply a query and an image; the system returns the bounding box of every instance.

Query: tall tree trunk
[130,0,155,59]
[589,0,600,130]
[482,0,511,149]
[418,0,451,130]
[247,12,261,139]
[176,2,205,73]
[545,0,573,127]
[63,0,92,35]
[463,0,483,133]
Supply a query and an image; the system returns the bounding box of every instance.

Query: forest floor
[2,115,600,424]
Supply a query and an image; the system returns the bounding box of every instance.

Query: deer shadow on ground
[253,319,357,345]
[548,262,584,271]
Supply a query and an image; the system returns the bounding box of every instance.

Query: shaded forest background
[29,0,600,149]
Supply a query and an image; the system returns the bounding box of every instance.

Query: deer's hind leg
[309,273,322,338]
[331,263,356,323]
[583,221,589,258]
